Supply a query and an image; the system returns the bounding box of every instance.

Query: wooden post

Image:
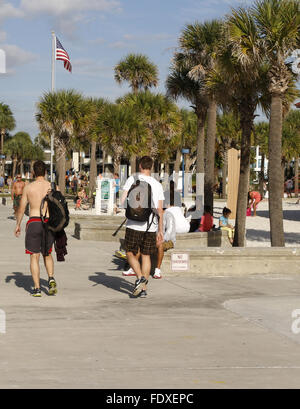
[227,148,240,219]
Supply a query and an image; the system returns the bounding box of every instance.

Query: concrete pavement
[1,204,300,389]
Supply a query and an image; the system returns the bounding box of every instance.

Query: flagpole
[50,31,56,182]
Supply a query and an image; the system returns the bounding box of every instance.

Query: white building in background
[252,146,269,181]
[72,149,113,173]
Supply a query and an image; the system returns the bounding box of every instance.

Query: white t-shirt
[123,174,165,232]
[165,207,190,234]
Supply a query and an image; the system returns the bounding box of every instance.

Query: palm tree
[0,103,16,176]
[166,56,208,177]
[97,103,145,174]
[36,90,93,192]
[253,0,300,246]
[207,7,269,246]
[4,138,19,177]
[28,138,45,176]
[114,54,159,174]
[13,132,33,176]
[217,112,242,199]
[118,91,181,168]
[179,20,223,210]
[87,98,108,196]
[4,132,34,177]
[114,53,159,94]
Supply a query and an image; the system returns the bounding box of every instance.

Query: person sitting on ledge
[197,205,214,233]
[219,207,235,245]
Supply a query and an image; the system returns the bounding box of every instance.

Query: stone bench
[162,247,300,276]
[174,230,231,249]
[72,216,231,248]
[74,220,126,242]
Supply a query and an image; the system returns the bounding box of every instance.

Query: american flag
[56,37,72,73]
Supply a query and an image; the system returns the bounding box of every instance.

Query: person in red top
[248,191,262,217]
[198,205,214,232]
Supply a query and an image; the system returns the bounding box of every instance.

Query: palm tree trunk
[174,148,181,186]
[269,95,285,247]
[130,154,136,175]
[259,153,265,198]
[56,147,66,193]
[20,159,24,178]
[102,149,106,175]
[89,140,97,197]
[1,128,5,176]
[12,158,17,178]
[196,114,206,174]
[295,157,299,198]
[204,99,217,210]
[114,156,121,175]
[30,160,34,178]
[164,162,170,177]
[233,108,253,247]
[222,149,228,199]
[185,155,193,173]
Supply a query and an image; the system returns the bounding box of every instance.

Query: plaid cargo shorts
[124,228,157,256]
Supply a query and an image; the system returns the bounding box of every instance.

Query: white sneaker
[122,268,136,277]
[153,268,163,279]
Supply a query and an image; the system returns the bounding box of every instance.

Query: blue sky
[0,0,256,138]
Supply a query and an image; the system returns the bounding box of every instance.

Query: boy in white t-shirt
[121,156,164,298]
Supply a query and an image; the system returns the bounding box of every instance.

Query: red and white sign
[171,253,190,272]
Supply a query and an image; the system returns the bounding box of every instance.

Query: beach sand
[214,199,300,247]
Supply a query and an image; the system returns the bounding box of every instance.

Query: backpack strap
[40,196,48,225]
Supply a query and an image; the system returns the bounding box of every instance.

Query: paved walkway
[1,204,300,389]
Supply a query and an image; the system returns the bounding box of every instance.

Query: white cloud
[20,0,121,16]
[0,1,24,20]
[2,44,36,73]
[0,30,7,42]
[18,0,122,37]
[72,58,113,78]
[109,41,133,49]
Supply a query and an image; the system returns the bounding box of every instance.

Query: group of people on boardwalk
[10,154,267,298]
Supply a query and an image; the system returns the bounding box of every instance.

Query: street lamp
[181,148,190,198]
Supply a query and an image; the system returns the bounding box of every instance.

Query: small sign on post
[171,253,190,272]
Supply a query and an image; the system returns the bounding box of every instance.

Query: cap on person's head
[33,160,46,177]
[139,156,153,170]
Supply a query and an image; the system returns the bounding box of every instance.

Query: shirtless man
[14,160,57,297]
[11,175,25,219]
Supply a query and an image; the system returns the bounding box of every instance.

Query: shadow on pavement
[256,210,300,222]
[5,272,49,294]
[89,272,134,296]
[246,229,300,244]
[110,256,129,272]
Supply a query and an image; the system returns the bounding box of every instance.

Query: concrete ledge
[162,248,300,276]
[72,217,232,248]
[74,221,126,241]
[175,230,231,249]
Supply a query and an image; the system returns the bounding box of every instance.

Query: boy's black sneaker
[133,276,148,297]
[48,278,57,296]
[32,288,41,297]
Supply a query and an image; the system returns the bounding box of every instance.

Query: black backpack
[126,176,154,223]
[41,183,69,233]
